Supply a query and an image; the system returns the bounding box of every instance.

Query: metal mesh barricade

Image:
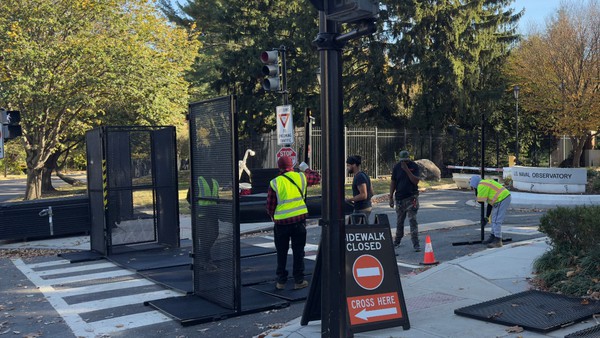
[86,126,179,255]
[189,96,240,310]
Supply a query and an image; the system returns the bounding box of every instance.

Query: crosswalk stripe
[39,269,135,286]
[64,290,183,314]
[28,259,72,269]
[37,262,118,276]
[260,236,320,251]
[12,258,179,338]
[40,278,155,298]
[86,311,173,336]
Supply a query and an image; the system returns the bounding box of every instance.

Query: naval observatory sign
[510,166,587,193]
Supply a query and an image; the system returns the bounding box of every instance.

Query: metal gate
[86,126,179,255]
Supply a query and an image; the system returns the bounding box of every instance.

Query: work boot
[482,234,496,245]
[275,282,286,290]
[487,237,503,248]
[412,239,420,252]
[294,280,309,290]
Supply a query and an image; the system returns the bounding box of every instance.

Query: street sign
[345,215,410,332]
[276,146,297,166]
[276,105,294,145]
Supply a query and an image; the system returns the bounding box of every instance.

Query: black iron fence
[239,127,560,179]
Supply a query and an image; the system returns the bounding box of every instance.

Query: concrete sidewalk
[264,237,598,338]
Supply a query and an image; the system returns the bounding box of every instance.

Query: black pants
[274,220,307,284]
[198,205,219,263]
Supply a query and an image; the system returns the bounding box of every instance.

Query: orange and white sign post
[345,219,410,332]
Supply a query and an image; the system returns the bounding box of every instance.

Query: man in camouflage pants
[389,150,421,252]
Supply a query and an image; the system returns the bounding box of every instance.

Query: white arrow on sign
[355,307,398,321]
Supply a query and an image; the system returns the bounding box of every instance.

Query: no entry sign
[352,255,384,290]
[345,216,410,332]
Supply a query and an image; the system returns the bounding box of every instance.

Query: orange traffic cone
[420,235,439,265]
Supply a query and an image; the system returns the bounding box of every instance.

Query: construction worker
[266,156,321,290]
[389,150,421,252]
[188,176,220,270]
[345,155,374,223]
[469,175,511,248]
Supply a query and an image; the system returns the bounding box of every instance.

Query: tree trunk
[41,152,60,193]
[25,168,43,200]
[431,133,444,170]
[56,170,84,186]
[570,135,590,168]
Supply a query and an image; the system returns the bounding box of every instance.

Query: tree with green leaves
[507,0,600,167]
[383,0,522,166]
[0,0,199,199]
[159,0,320,135]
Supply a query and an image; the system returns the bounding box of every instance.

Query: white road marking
[37,269,135,286]
[41,278,155,298]
[397,262,422,269]
[11,258,181,338]
[37,262,117,276]
[63,290,183,314]
[86,311,174,336]
[27,259,72,269]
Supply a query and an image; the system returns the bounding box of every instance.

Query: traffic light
[2,110,22,139]
[260,50,281,91]
[306,0,379,23]
[327,0,379,23]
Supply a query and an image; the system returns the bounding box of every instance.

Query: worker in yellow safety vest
[266,156,321,291]
[191,175,220,271]
[469,175,511,248]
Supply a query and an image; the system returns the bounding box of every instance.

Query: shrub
[534,206,600,296]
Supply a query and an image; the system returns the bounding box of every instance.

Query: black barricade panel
[190,96,239,310]
[86,129,106,254]
[86,126,179,255]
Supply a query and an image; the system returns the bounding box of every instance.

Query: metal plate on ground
[565,323,600,338]
[454,290,600,333]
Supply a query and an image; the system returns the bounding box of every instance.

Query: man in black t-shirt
[345,155,373,223]
[389,150,421,252]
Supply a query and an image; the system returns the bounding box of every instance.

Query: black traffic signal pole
[315,11,346,337]
[314,10,376,336]
[279,45,289,106]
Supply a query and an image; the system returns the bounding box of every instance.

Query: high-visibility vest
[270,172,308,220]
[476,179,510,205]
[198,176,218,206]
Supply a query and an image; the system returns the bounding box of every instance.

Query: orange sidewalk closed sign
[347,292,403,325]
[344,216,410,333]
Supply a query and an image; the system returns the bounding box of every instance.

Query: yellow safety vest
[270,172,308,220]
[198,176,218,206]
[476,179,510,205]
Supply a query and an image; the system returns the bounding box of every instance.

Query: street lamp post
[513,85,520,165]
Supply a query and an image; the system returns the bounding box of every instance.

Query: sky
[511,0,563,33]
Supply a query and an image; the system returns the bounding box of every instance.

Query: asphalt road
[0,175,83,203]
[0,188,547,338]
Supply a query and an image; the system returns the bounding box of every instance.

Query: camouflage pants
[395,195,419,246]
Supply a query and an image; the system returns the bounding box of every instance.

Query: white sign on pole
[276,105,294,145]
